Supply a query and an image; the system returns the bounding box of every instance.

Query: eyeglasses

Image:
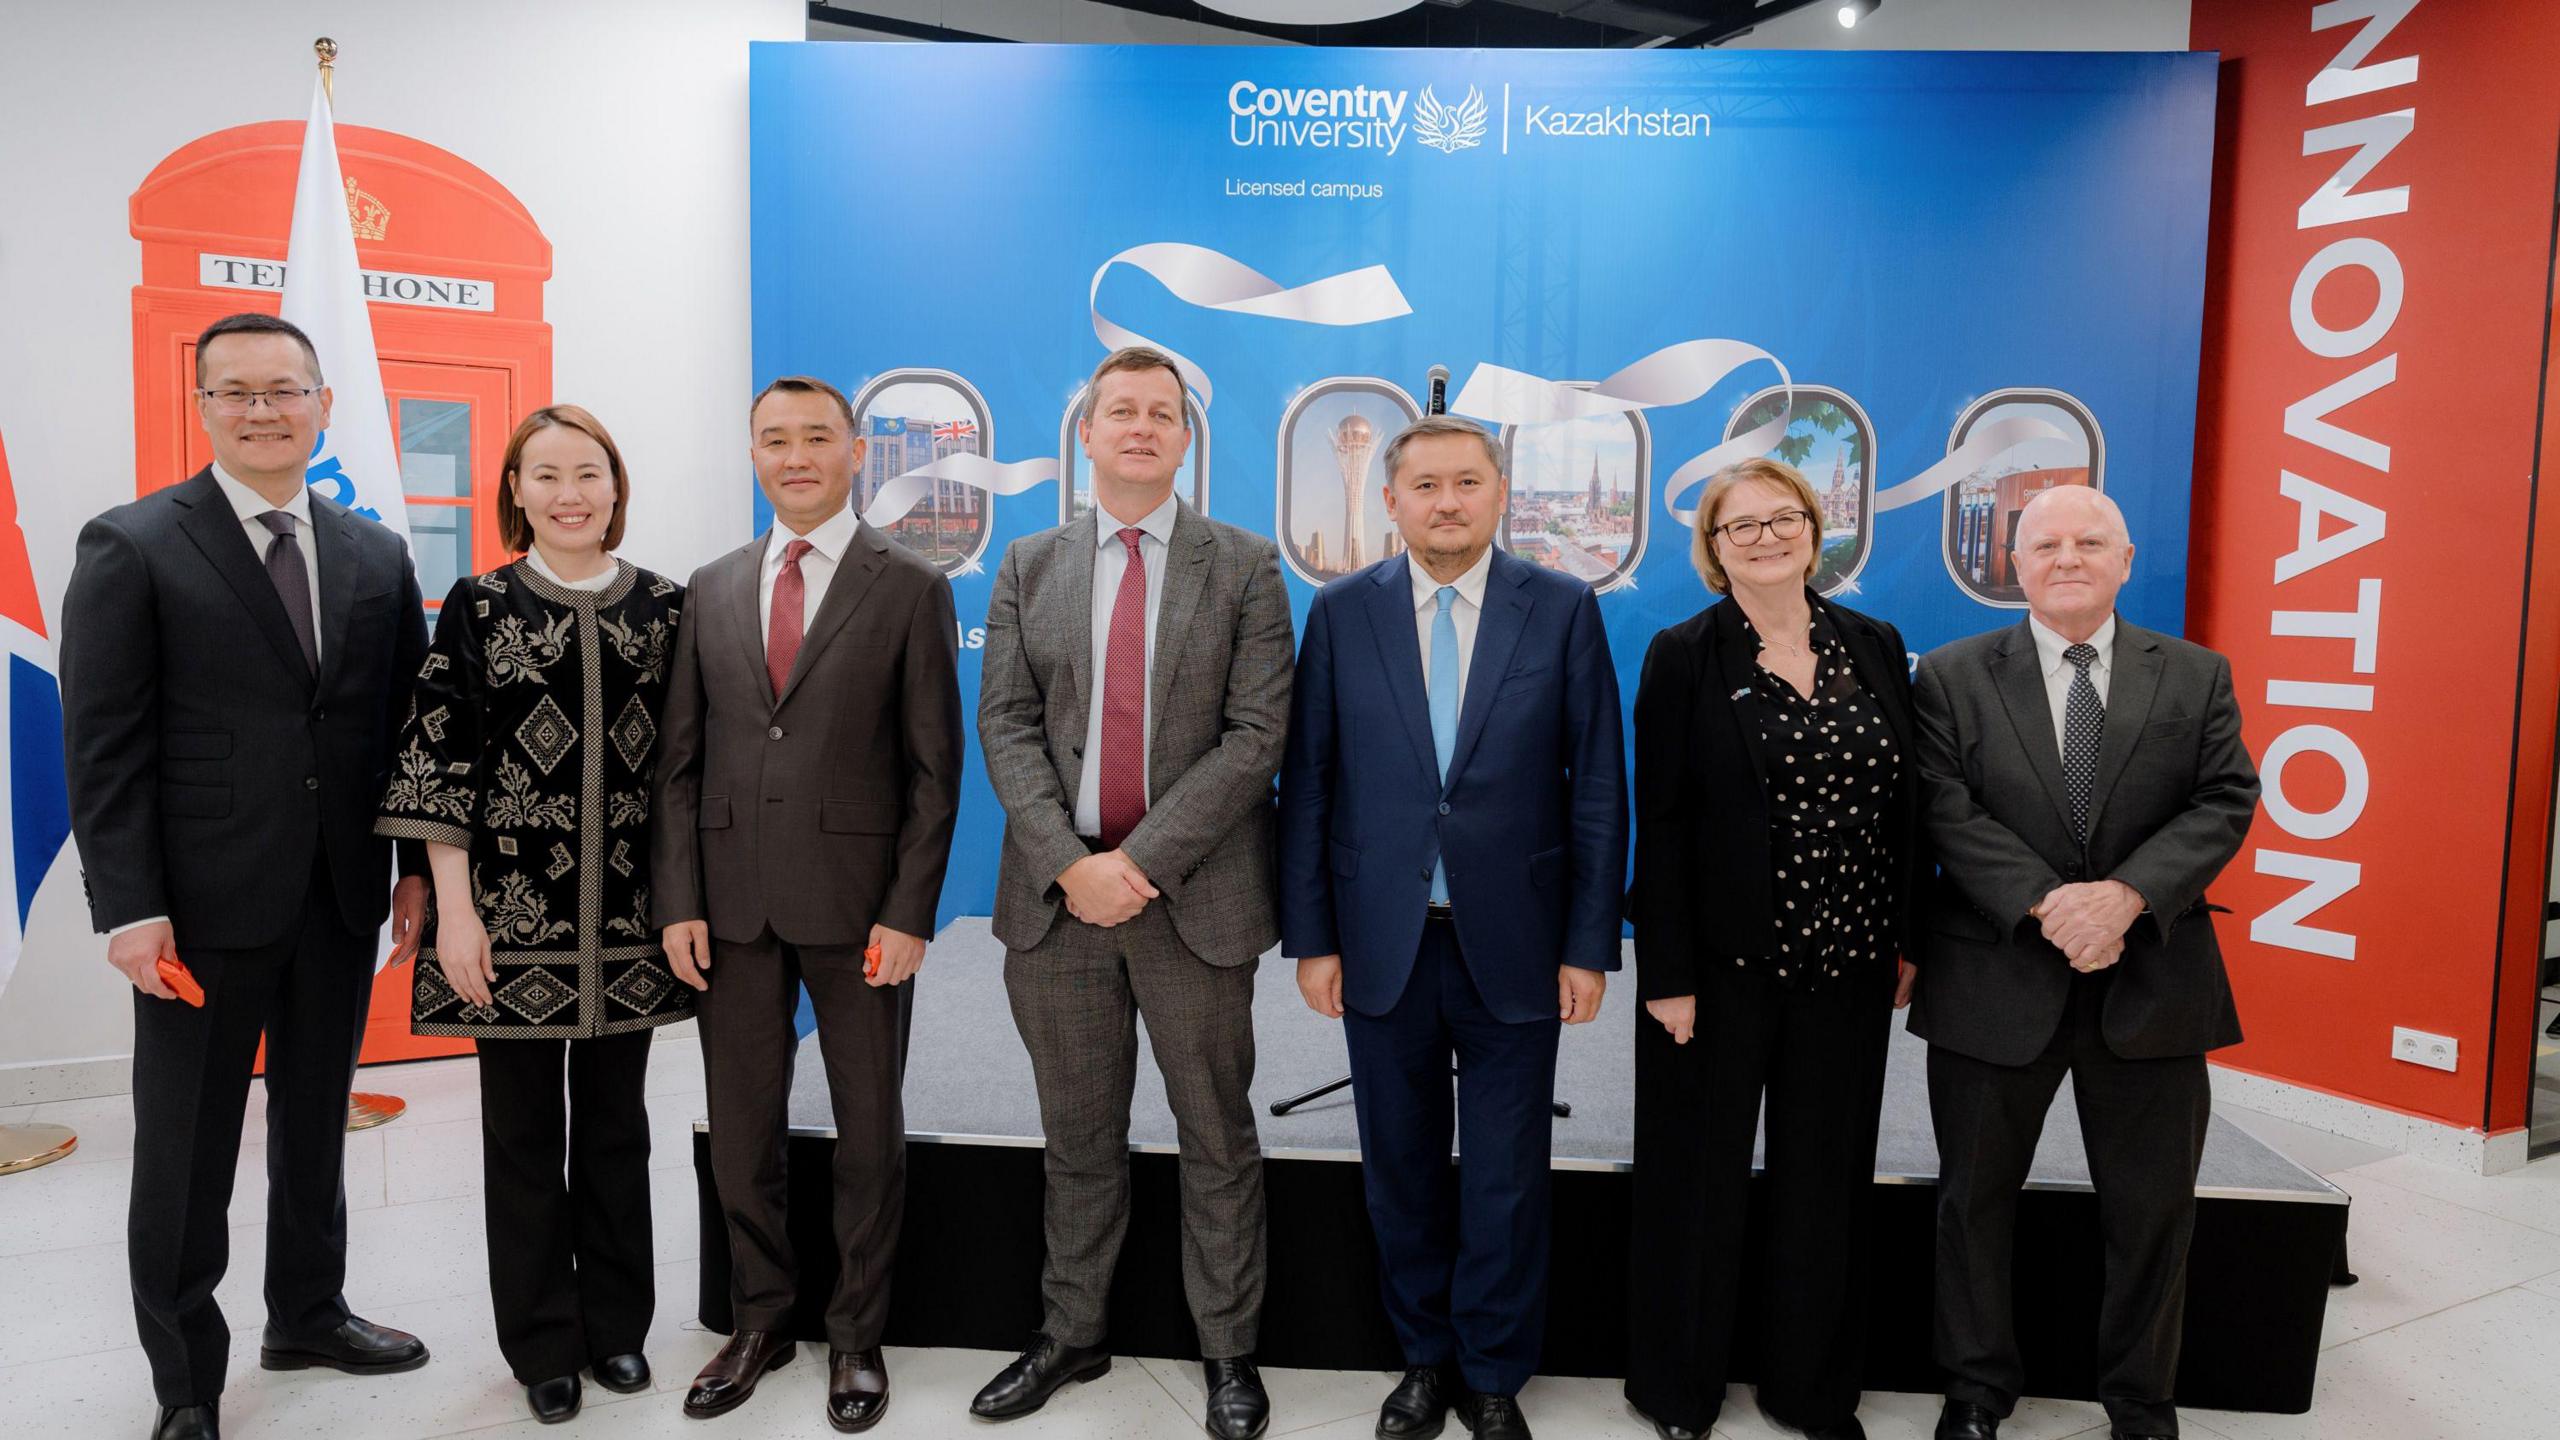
[196,387,320,416]
[1713,509,1813,545]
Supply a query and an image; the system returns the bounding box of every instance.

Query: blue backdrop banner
[747,42,2219,929]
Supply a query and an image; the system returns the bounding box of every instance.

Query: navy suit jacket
[1278,548,1628,1025]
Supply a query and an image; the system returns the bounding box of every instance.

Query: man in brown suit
[652,375,964,1433]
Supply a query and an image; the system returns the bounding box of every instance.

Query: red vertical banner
[2189,0,2560,1134]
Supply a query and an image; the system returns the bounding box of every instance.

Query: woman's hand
[1894,957,1917,1010]
[1645,994,1697,1045]
[438,909,498,1010]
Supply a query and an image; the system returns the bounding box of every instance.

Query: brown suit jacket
[651,518,964,946]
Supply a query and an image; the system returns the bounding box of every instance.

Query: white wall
[0,0,801,1094]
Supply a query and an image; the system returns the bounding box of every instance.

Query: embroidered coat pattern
[377,561,694,1038]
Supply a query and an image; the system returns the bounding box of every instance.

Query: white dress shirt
[523,547,619,592]
[1075,492,1179,838]
[1411,545,1494,706]
[756,502,862,650]
[211,462,322,663]
[2028,611,2117,761]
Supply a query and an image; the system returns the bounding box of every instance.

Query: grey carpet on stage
[771,918,2332,1198]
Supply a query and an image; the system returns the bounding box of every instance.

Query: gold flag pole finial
[315,37,337,108]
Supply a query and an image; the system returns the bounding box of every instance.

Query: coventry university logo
[1413,86,1487,154]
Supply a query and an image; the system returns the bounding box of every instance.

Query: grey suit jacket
[1906,617,2259,1066]
[59,468,429,949]
[651,519,964,947]
[976,503,1295,964]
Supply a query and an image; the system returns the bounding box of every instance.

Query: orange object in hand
[864,942,883,979]
[156,958,205,1007]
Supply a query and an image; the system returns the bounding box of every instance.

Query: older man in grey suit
[971,346,1293,1440]
[1908,485,2259,1440]
[653,375,964,1433]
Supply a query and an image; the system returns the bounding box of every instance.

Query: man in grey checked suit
[1908,485,2260,1440]
[971,346,1293,1440]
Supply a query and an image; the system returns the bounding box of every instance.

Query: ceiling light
[1838,1,1880,27]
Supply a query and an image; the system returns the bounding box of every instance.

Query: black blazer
[59,467,429,949]
[1904,618,2258,1065]
[1627,591,1922,1002]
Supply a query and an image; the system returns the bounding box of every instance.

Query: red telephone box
[130,121,554,1065]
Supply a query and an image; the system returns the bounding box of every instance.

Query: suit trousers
[699,929,911,1351]
[1342,916,1563,1399]
[1004,901,1266,1357]
[127,857,370,1407]
[1624,957,1894,1432]
[475,1031,655,1383]
[1927,969,2211,1436]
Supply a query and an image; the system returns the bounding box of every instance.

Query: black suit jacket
[59,468,429,948]
[1905,617,2259,1065]
[1626,591,1923,1002]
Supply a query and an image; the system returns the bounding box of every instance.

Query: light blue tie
[1428,585,1459,904]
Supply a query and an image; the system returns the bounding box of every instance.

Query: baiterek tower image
[1332,413,1378,569]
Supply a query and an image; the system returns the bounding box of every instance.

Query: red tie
[1099,527,1149,850]
[767,538,813,698]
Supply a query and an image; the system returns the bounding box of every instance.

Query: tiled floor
[6,1037,2559,1439]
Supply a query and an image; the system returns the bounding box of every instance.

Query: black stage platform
[693,920,2346,1413]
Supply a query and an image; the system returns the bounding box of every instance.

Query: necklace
[1757,620,1814,659]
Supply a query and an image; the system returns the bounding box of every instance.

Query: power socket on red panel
[2391,1026,2458,1073]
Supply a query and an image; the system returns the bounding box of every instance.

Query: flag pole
[306,33,405,1135]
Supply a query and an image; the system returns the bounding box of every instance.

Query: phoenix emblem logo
[1412,85,1488,154]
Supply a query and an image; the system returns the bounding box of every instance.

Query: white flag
[279,74,409,545]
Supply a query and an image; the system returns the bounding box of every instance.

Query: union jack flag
[0,426,71,1005]
[932,420,977,444]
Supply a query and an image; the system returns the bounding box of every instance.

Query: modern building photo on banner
[746,41,2217,924]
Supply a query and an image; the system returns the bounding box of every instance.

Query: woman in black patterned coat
[375,406,689,1424]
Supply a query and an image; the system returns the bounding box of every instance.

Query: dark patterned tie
[257,511,317,675]
[766,538,813,698]
[2063,642,2103,843]
[1099,527,1149,850]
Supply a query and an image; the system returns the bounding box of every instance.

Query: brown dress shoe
[683,1330,796,1419]
[827,1347,889,1433]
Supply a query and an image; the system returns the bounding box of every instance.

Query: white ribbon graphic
[1451,338,1794,526]
[865,244,1411,543]
[1090,242,1414,408]
[1870,414,2071,512]
[858,453,1062,574]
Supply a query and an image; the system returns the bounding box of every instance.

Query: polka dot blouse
[1738,604,1902,988]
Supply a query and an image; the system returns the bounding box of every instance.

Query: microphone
[1425,364,1449,416]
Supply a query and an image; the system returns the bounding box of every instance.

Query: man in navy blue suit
[1280,414,1628,1440]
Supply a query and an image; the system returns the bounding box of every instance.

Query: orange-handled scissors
[156,958,206,1007]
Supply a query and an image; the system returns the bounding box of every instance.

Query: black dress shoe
[969,1334,1112,1419]
[1935,1400,2001,1440]
[828,1347,890,1433]
[591,1351,651,1394]
[1456,1391,1533,1440]
[683,1330,796,1419]
[1378,1365,1451,1440]
[1204,1356,1270,1440]
[258,1316,430,1375]
[1624,1398,1703,1440]
[527,1374,581,1424]
[151,1403,218,1440]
